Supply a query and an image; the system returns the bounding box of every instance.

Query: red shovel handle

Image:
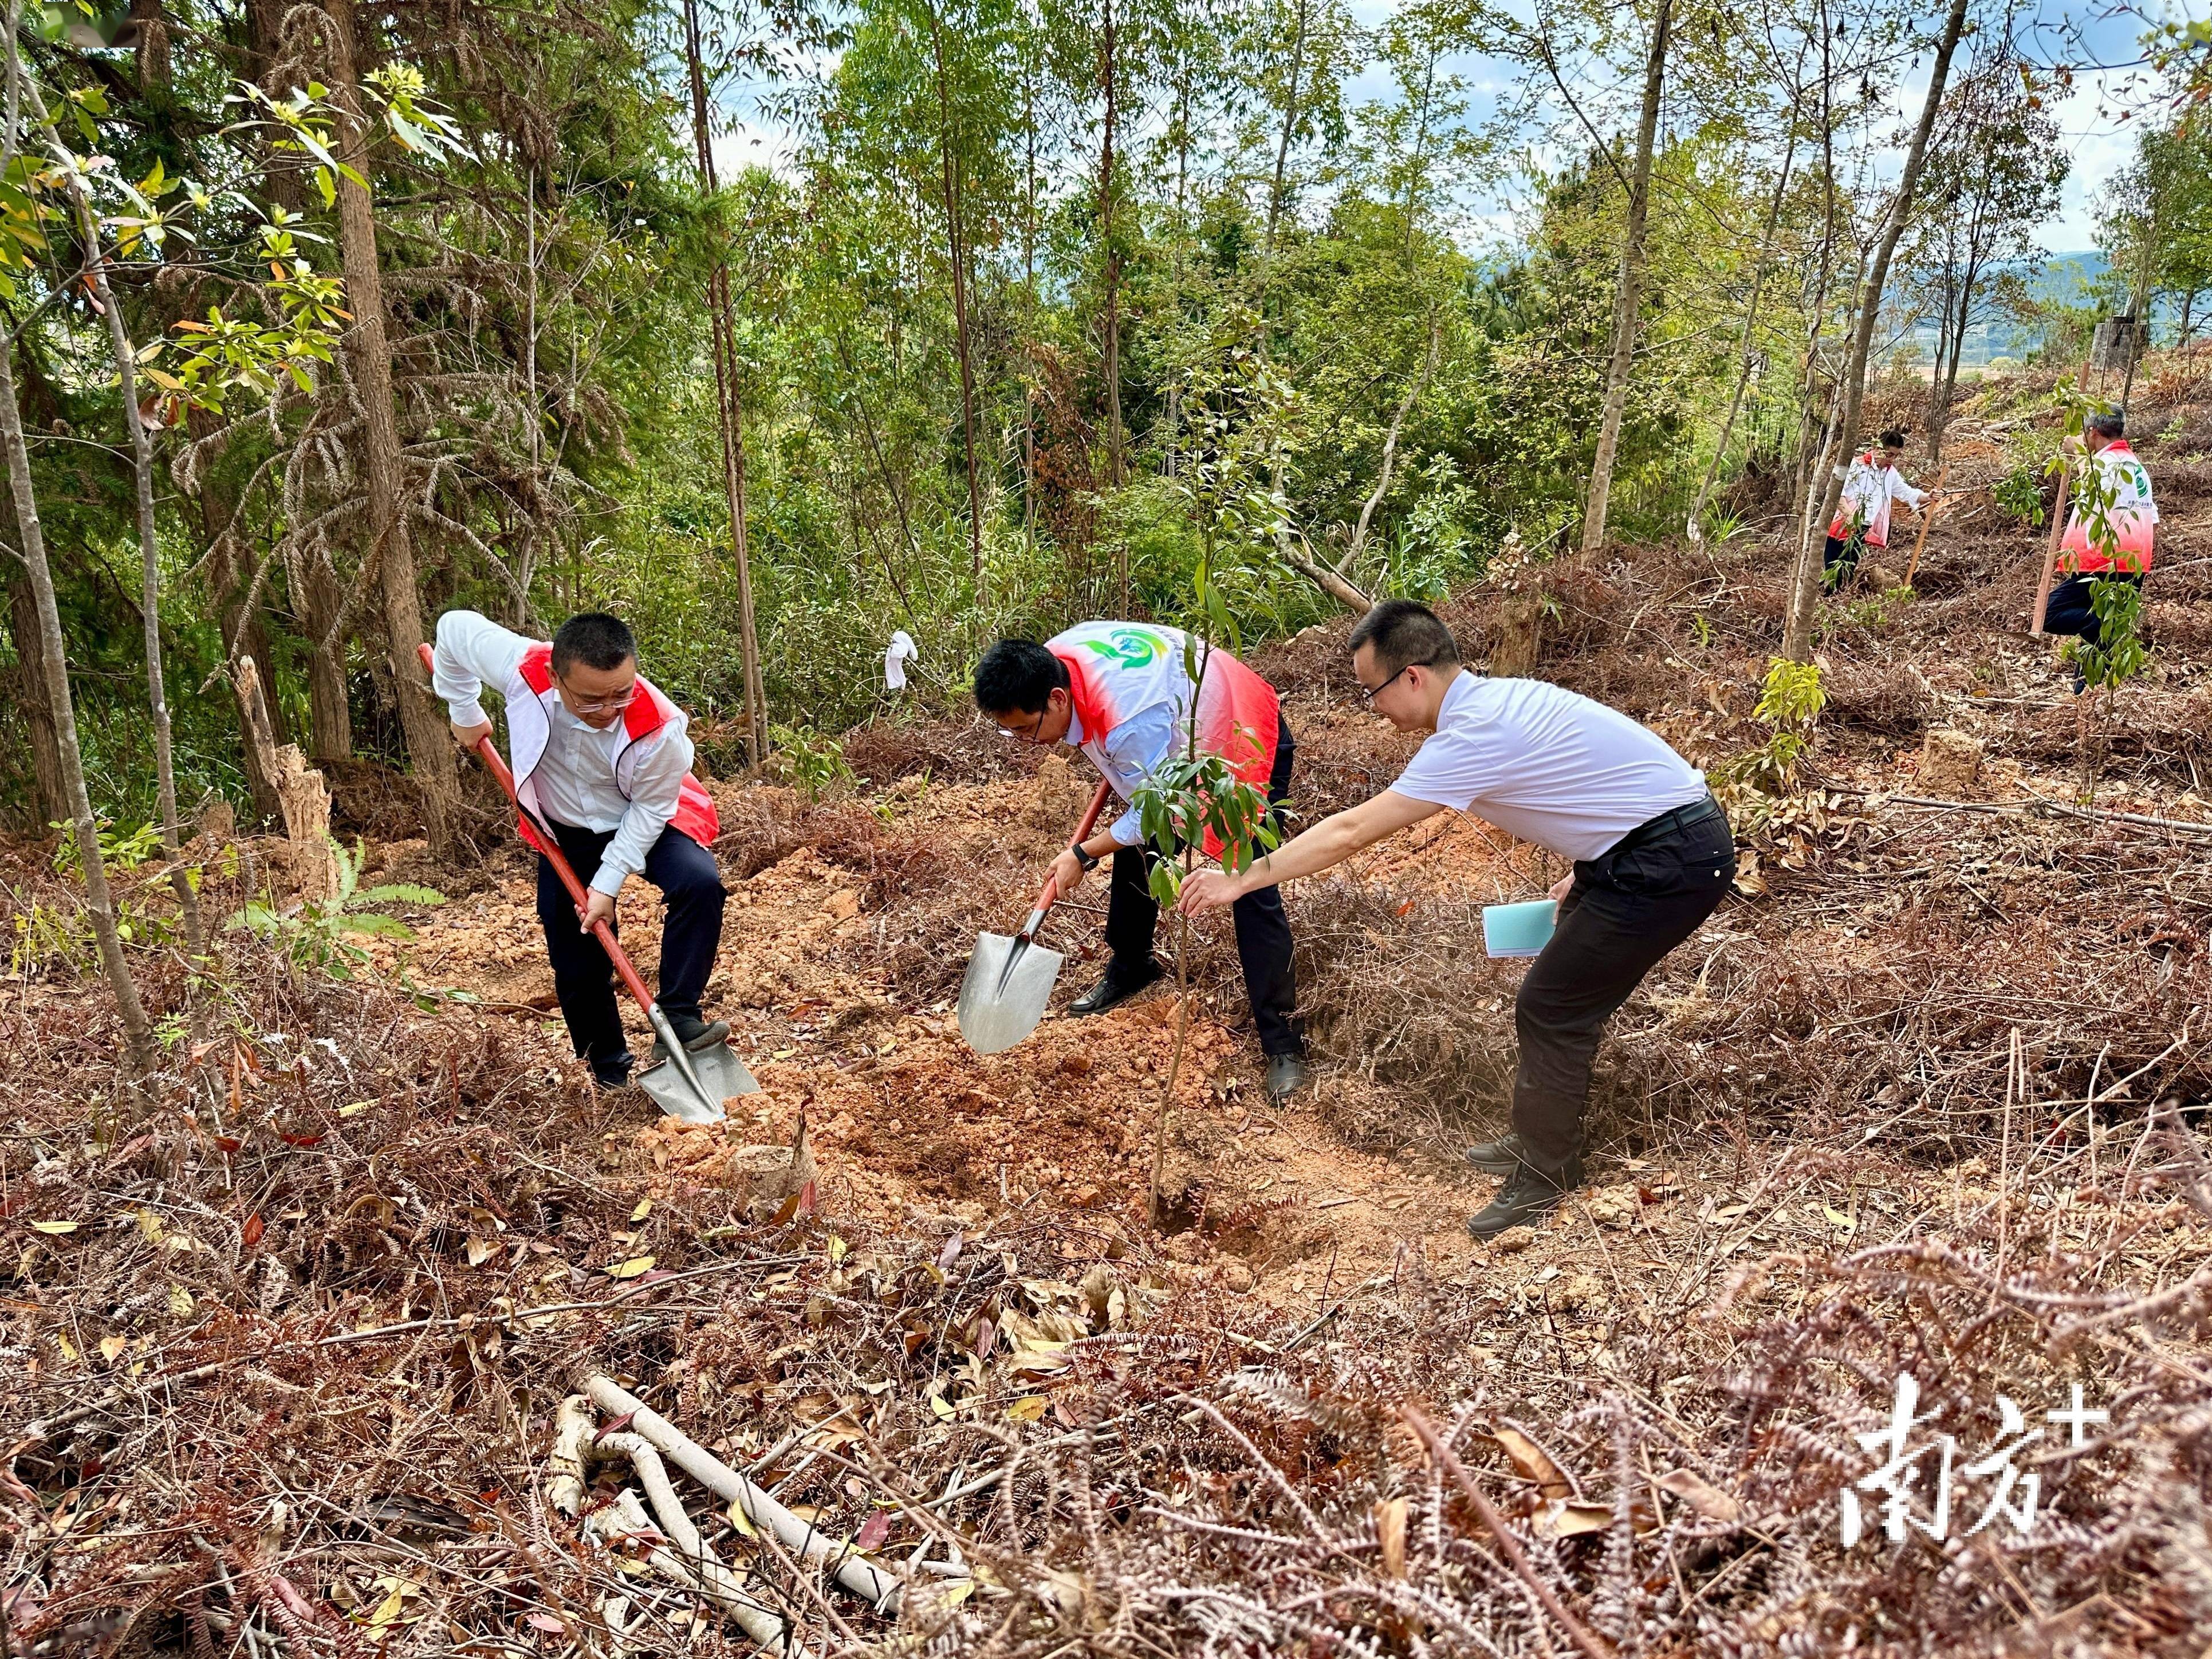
[415,640,659,1012]
[1031,778,1116,914]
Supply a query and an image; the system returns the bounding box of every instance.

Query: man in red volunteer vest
[433,610,726,1090]
[974,623,1308,1102]
[2045,410,2158,689]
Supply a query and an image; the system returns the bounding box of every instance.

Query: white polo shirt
[1387,672,1708,862]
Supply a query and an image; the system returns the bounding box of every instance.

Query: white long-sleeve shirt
[432,611,695,897]
[1832,454,1925,547]
[1063,700,1184,847]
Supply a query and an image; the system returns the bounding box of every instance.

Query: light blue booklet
[1482,899,1557,958]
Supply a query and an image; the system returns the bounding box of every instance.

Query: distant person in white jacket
[1825,428,1926,591]
[433,610,727,1090]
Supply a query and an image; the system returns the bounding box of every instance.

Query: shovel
[415,643,755,1122]
[958,778,1115,1055]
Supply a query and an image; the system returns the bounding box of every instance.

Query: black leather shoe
[650,1016,730,1065]
[1467,1160,1581,1240]
[1265,1053,1310,1103]
[592,1060,636,1091]
[1068,960,1164,1016]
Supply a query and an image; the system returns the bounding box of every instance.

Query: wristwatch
[1073,844,1101,873]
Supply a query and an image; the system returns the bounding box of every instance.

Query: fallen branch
[583,1375,907,1611]
[596,1435,791,1653]
[1853,791,2212,840]
[587,1488,792,1653]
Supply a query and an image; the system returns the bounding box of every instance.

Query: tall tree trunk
[5,559,67,824]
[1930,270,1973,463]
[297,555,354,760]
[1783,0,1971,662]
[927,7,987,587]
[682,0,769,765]
[1579,0,1671,558]
[48,124,205,956]
[0,20,155,1071]
[1266,0,1309,250]
[1099,0,1125,488]
[1022,52,1039,559]
[324,0,457,844]
[0,330,157,1074]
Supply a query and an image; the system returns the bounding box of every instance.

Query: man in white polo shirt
[1179,600,1734,1237]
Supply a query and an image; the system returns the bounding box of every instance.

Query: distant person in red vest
[432,610,726,1090]
[2044,410,2158,684]
[1824,428,1926,590]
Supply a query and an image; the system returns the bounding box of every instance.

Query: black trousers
[1511,800,1735,1178]
[1824,531,1872,590]
[537,820,726,1074]
[2044,571,2142,650]
[1102,714,1303,1059]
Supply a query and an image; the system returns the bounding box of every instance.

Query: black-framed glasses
[1357,660,1432,706]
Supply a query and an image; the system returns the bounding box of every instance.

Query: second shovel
[957,779,1113,1054]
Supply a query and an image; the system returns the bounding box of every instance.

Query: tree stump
[235,656,336,899]
[1919,728,1984,796]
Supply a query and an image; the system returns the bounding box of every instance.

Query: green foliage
[2064,576,2148,693]
[1832,585,1914,634]
[1132,749,1282,906]
[1722,658,1825,798]
[226,839,444,980]
[52,818,163,877]
[1994,458,2048,528]
[769,724,857,801]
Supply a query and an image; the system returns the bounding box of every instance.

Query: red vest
[1046,623,1280,857]
[509,644,718,852]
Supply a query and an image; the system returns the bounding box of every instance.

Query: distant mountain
[1899,250,2186,368]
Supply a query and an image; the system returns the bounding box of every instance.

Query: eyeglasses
[557,672,639,715]
[1357,660,1432,706]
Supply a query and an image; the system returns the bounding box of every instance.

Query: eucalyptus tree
[1782,0,1973,662]
[1909,49,2064,460]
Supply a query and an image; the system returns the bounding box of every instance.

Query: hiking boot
[1264,1052,1310,1104]
[650,1015,730,1066]
[1068,960,1164,1017]
[1466,1159,1582,1240]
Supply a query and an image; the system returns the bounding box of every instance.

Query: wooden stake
[1903,463,1948,589]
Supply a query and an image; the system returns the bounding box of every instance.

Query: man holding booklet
[1179,600,1734,1237]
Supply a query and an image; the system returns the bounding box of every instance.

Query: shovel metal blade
[957,930,1067,1054]
[638,1041,757,1124]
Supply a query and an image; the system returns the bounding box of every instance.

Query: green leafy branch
[226,838,444,980]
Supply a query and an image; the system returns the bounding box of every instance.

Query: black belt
[1605,793,1724,859]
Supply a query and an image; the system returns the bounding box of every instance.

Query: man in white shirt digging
[433,610,727,1091]
[1178,600,1735,1237]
